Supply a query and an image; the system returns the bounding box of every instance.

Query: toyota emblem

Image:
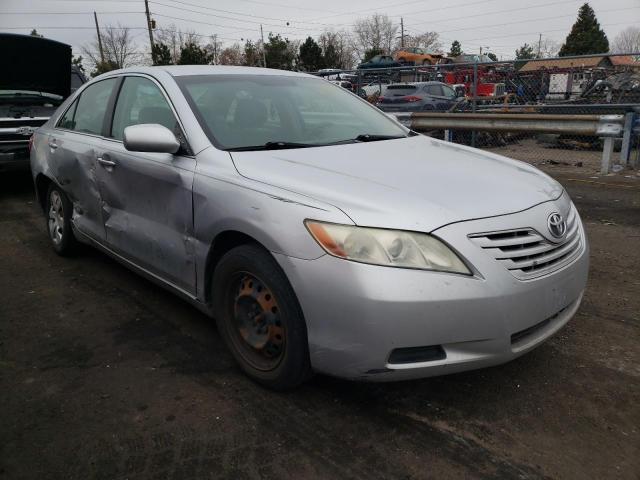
[547,212,566,239]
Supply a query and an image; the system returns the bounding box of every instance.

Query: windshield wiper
[226,141,316,152]
[354,134,406,142]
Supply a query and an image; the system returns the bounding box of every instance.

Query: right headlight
[305,220,471,275]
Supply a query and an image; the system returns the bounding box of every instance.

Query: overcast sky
[1,0,638,60]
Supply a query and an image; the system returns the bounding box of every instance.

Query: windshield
[178,74,407,150]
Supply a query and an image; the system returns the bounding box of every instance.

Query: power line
[404,0,582,27]
[149,0,349,27]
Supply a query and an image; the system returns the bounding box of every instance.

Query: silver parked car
[31,66,589,389]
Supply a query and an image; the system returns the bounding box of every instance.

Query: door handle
[97,157,116,167]
[48,138,58,149]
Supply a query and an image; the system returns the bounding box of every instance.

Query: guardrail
[390,112,637,174]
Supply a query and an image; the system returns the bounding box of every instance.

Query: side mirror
[123,124,180,154]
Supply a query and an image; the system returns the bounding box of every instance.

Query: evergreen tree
[559,3,609,56]
[323,42,340,69]
[152,42,173,65]
[72,55,85,74]
[244,40,262,66]
[515,43,536,59]
[264,34,295,70]
[449,40,462,57]
[298,36,324,71]
[30,29,43,37]
[91,60,118,77]
[177,42,212,65]
[363,47,384,62]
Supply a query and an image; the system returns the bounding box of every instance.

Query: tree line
[70,2,638,77]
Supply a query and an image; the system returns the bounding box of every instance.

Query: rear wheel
[212,244,311,390]
[45,183,78,256]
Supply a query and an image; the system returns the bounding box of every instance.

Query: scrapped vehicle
[376,82,459,112]
[357,55,401,70]
[330,80,353,90]
[0,33,82,171]
[395,48,442,66]
[362,79,392,98]
[31,66,589,389]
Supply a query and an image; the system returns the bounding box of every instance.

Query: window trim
[104,73,193,156]
[54,77,119,138]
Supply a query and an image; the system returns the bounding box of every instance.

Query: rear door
[424,84,457,111]
[50,77,119,242]
[96,75,197,293]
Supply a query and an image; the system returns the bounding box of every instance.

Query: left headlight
[305,220,471,275]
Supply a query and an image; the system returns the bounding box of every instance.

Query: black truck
[0,33,85,171]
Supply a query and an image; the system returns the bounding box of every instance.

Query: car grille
[469,205,583,280]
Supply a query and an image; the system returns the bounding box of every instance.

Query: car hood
[0,33,72,98]
[230,135,563,232]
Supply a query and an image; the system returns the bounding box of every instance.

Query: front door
[96,75,196,293]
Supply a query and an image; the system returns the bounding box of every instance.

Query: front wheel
[45,183,78,256]
[212,244,312,390]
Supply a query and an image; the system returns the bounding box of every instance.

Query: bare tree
[205,34,224,64]
[219,43,244,65]
[397,32,442,53]
[536,38,561,58]
[319,30,357,69]
[611,26,640,54]
[82,24,140,75]
[353,14,397,58]
[155,24,202,64]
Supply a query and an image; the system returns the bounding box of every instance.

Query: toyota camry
[30,66,589,389]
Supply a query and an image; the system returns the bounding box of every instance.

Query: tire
[422,59,432,65]
[212,244,312,390]
[45,183,78,256]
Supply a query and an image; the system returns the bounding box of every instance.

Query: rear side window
[58,99,78,130]
[110,76,178,141]
[72,78,118,135]
[424,84,444,96]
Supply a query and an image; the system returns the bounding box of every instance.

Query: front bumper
[274,198,589,381]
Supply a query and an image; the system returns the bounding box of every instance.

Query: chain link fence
[314,52,640,173]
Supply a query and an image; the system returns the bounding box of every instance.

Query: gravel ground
[0,161,638,480]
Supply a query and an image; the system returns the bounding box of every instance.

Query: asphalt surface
[1,168,639,480]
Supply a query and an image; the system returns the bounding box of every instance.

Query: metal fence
[313,52,640,174]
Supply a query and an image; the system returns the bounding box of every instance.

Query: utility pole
[93,11,105,64]
[537,33,542,58]
[260,24,267,67]
[144,0,155,58]
[400,17,404,48]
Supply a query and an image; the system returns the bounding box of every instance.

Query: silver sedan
[30,66,589,389]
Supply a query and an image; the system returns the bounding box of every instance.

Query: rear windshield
[177,74,407,150]
[386,85,418,96]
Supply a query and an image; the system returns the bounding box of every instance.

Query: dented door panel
[96,139,196,293]
[50,130,106,241]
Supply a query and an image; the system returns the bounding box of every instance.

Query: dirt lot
[1,160,639,480]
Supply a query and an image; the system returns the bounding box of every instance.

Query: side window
[72,78,117,135]
[442,85,456,99]
[425,84,444,96]
[58,99,78,130]
[111,76,178,141]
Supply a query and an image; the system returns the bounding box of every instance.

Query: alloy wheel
[48,190,64,245]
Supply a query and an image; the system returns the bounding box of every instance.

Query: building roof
[519,56,608,72]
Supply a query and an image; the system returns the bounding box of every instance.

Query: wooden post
[93,11,104,64]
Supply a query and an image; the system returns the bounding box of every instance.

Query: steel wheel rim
[48,190,64,245]
[228,272,285,371]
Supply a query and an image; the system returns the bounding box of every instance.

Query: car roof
[100,65,312,78]
[387,81,445,87]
